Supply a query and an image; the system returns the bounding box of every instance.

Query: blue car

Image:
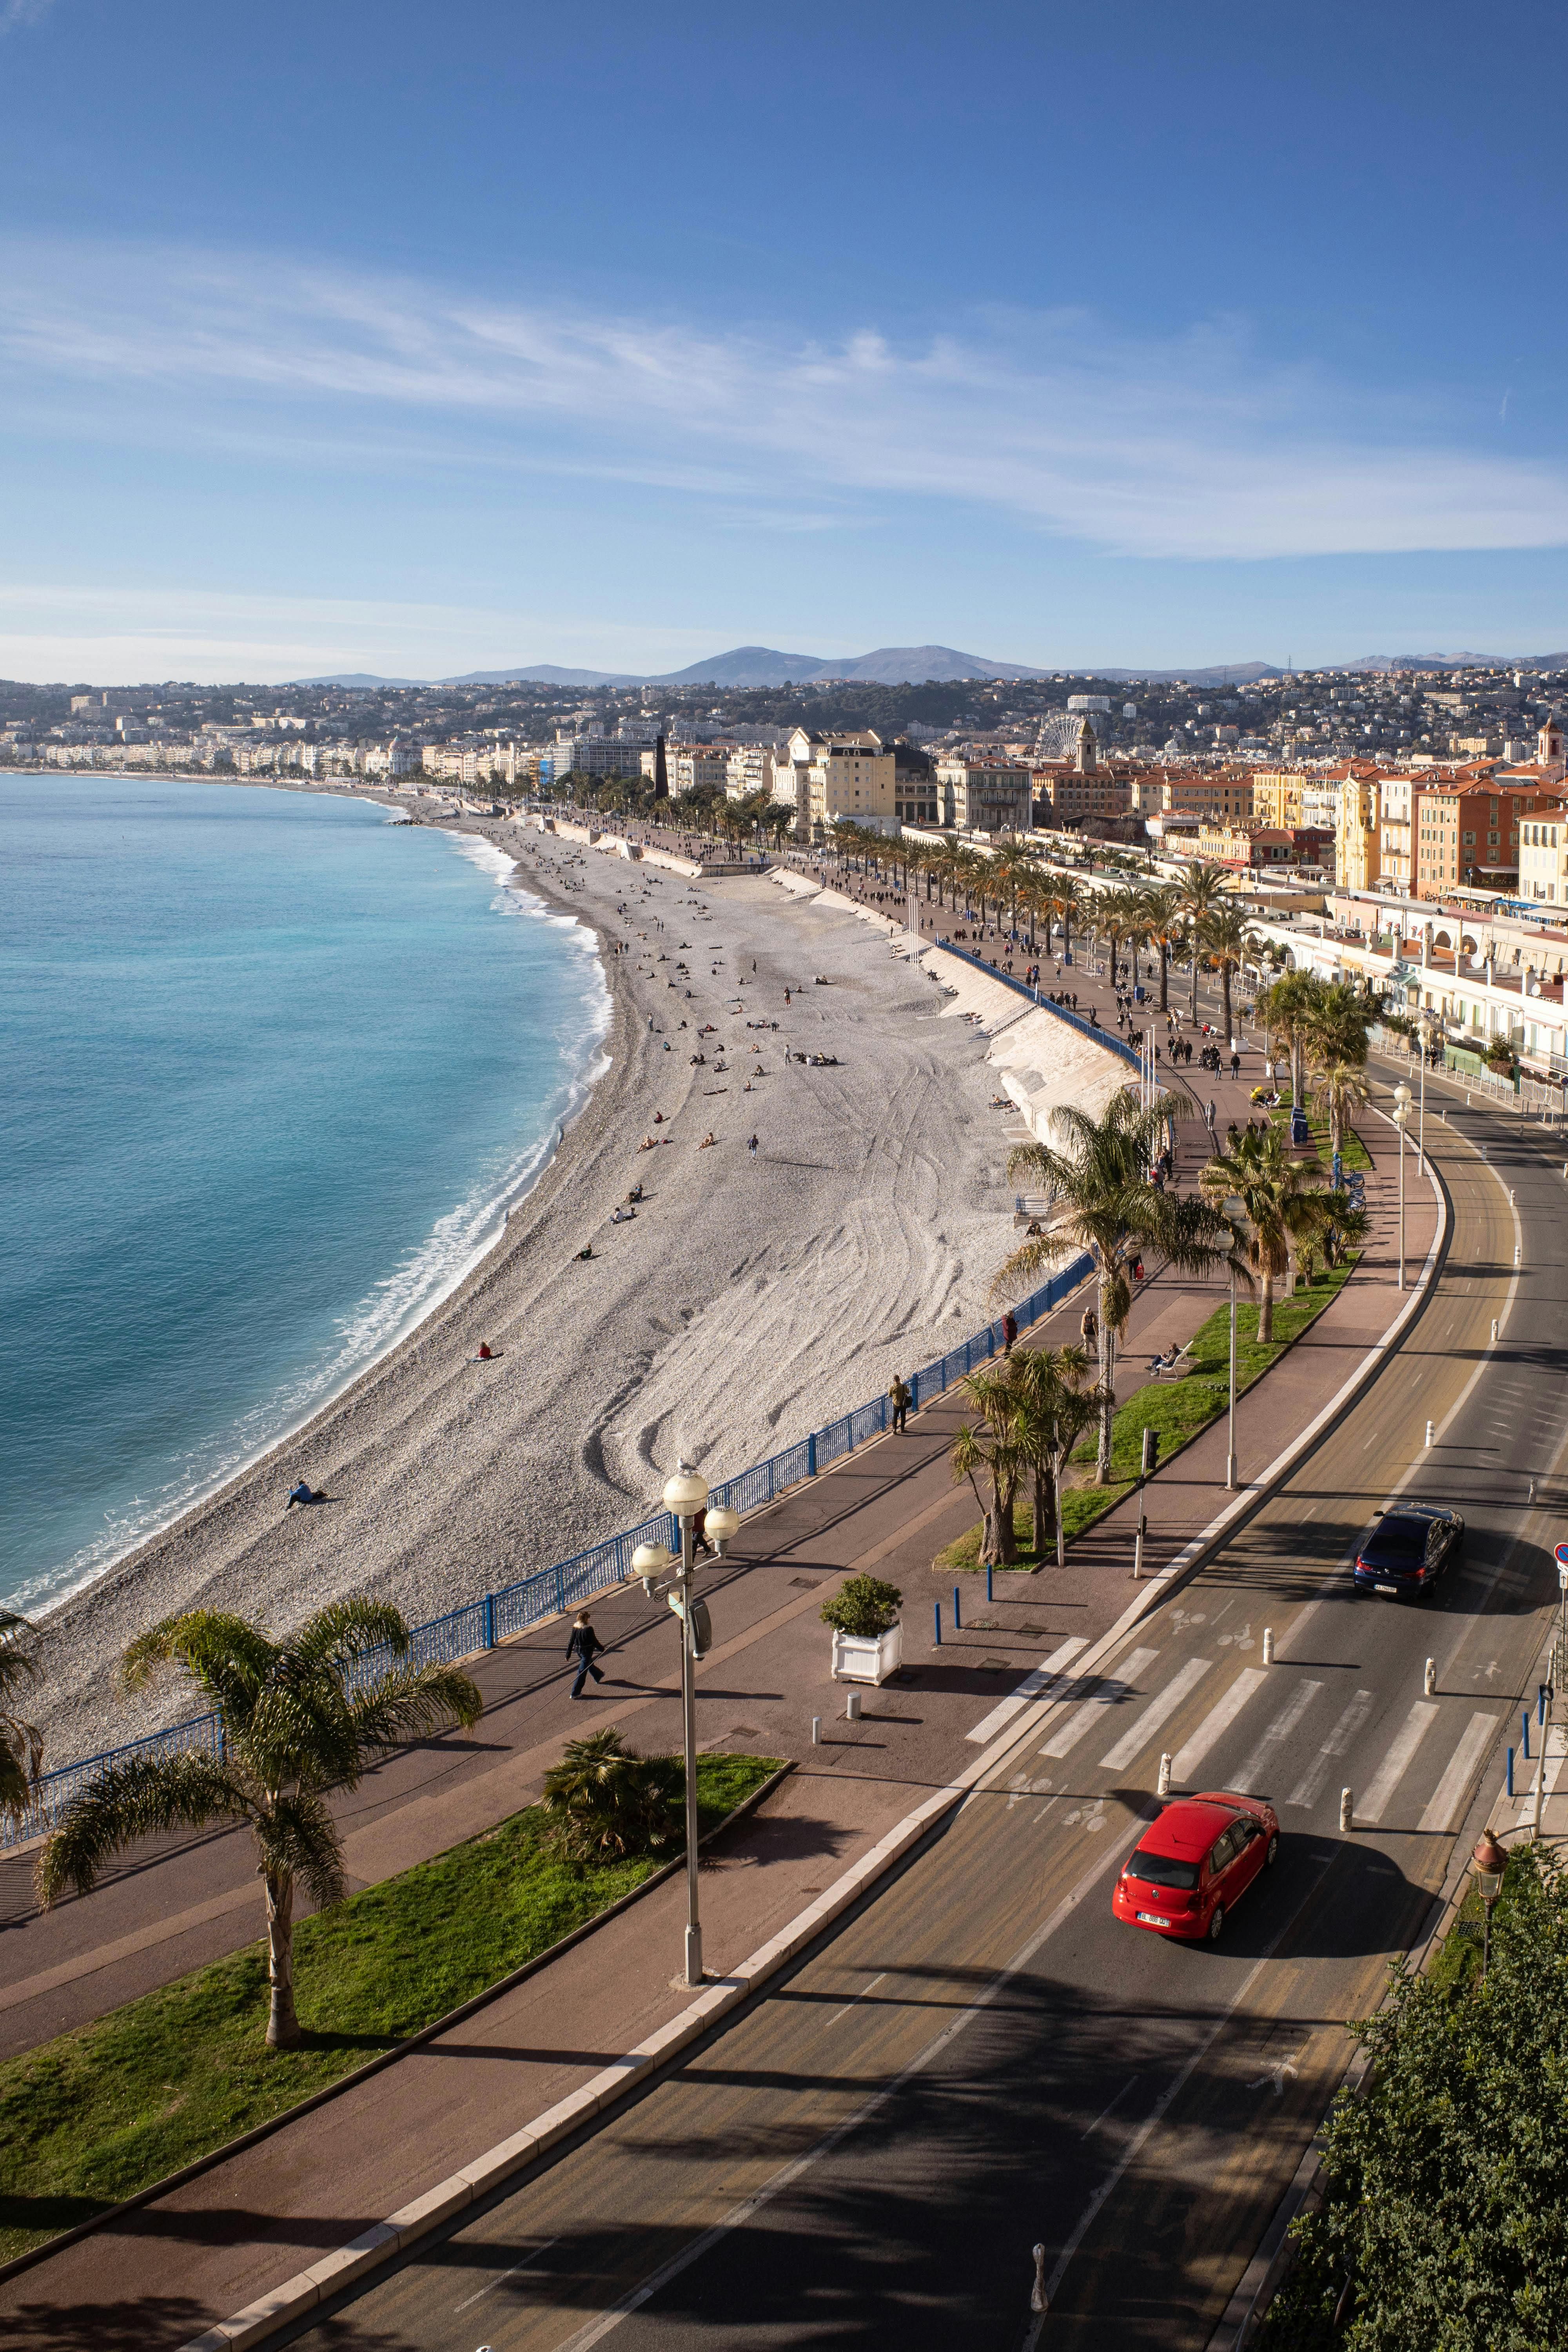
[1352,1503,1465,1598]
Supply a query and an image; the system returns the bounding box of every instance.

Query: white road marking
[452,2239,558,2314]
[1247,2055,1301,2095]
[965,1637,1088,1744]
[1287,1691,1374,1809]
[1081,2075,1138,2139]
[827,1970,886,2026]
[1098,1658,1214,1773]
[1419,1713,1501,1834]
[1358,1700,1440,1824]
[1039,1650,1160,1759]
[1169,1669,1268,1784]
[1230,1682,1323,1797]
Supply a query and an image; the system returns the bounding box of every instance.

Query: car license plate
[1136,1911,1172,1927]
[1375,1583,1397,1595]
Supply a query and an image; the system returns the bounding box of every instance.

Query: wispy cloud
[4,236,1568,561]
[1,0,56,32]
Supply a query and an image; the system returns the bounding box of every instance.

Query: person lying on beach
[699,1131,717,1148]
[475,1342,495,1359]
[577,1245,595,1259]
[285,1481,327,1510]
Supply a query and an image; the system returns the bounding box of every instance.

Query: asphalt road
[278,1080,1568,2352]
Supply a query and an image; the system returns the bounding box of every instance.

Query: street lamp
[1226,1260,1239,1491]
[1472,1826,1508,1979]
[631,1462,739,1987]
[1392,1081,1412,1291]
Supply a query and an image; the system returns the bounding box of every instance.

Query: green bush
[820,1575,903,1638]
[539,1728,684,1861]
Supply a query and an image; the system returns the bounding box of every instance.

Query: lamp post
[1392,1081,1412,1290]
[632,1462,740,1987]
[1472,1826,1508,1980]
[1226,1261,1238,1491]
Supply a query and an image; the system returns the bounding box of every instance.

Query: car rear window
[1126,1847,1199,1890]
[1366,1517,1428,1557]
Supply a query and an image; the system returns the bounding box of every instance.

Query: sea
[0,775,609,1618]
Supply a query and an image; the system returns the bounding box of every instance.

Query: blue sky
[2,0,1565,681]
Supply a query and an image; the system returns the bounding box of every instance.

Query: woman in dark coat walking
[566,1612,606,1698]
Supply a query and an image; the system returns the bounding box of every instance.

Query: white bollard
[1425,1658,1437,1697]
[1514,1243,1522,1268]
[1339,1788,1354,1832]
[1262,1627,1275,1665]
[811,1716,821,1746]
[1492,1318,1500,1343]
[846,1689,862,1722]
[1157,1752,1173,1799]
[1425,1419,1435,1446]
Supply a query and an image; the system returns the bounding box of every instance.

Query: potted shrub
[822,1575,904,1686]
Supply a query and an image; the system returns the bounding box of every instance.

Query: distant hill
[440,664,642,686]
[1339,651,1568,673]
[294,671,432,688]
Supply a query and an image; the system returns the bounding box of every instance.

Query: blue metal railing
[3,1105,1102,1845]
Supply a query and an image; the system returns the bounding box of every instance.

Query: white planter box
[831,1622,903,1686]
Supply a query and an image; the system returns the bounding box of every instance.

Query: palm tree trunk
[1032,1458,1056,1554]
[1054,1451,1069,1569]
[1221,963,1234,1046]
[264,1870,300,2049]
[1292,1035,1305,1111]
[1158,945,1169,1013]
[1190,947,1200,1021]
[1257,1267,1275,1345]
[994,1470,1019,1563]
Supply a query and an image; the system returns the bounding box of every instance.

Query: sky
[2,0,1566,682]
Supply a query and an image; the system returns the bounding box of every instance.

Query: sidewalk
[0,1116,1438,2347]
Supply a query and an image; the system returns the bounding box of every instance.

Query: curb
[0,1764,795,2294]
[172,1151,1449,2352]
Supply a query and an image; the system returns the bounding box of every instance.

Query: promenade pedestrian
[566,1612,606,1698]
[1081,1305,1098,1350]
[1002,1310,1018,1354]
[1230,1051,1241,1080]
[888,1373,911,1434]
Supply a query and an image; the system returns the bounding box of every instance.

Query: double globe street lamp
[632,1462,739,1987]
[1391,1080,1413,1291]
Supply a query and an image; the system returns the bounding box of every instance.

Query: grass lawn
[937,1254,1359,1574]
[0,1750,779,2263]
[1261,1105,1373,1173]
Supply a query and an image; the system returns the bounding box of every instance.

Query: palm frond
[120,1610,279,1728]
[0,1610,40,1710]
[35,1749,250,1907]
[256,1790,347,1912]
[347,1661,484,1754]
[293,1597,410,1672]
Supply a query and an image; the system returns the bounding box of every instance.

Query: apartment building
[1411,777,1552,898]
[724,743,774,801]
[934,757,1033,835]
[1033,767,1132,824]
[1336,772,1382,892]
[668,747,731,798]
[1130,767,1257,825]
[1519,802,1568,905]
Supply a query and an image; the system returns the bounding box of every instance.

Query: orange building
[1412,776,1555,899]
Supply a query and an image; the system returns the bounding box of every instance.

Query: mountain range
[292,644,1568,692]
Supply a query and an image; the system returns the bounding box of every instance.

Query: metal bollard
[1523,1710,1531,1761]
[1507,1747,1515,1798]
[846,1689,862,1723]
[1339,1788,1354,1832]
[1541,1684,1550,1727]
[1262,1627,1275,1664]
[1492,1319,1500,1343]
[811,1716,821,1746]
[933,1601,942,1646]
[953,1583,962,1631]
[1157,1752,1172,1798]
[986,1562,994,1605]
[1425,1419,1435,1446]
[1425,1658,1437,1697]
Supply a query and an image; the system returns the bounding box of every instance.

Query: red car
[1112,1792,1279,1942]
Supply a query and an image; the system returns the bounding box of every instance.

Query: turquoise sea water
[0,777,607,1615]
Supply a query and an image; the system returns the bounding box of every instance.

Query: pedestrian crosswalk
[1358,1701,1439,1824]
[1231,1680,1322,1798]
[1422,1711,1500,1833]
[1170,1669,1268,1784]
[1097,1657,1213,1773]
[1287,1691,1374,1809]
[1039,1649,1160,1759]
[966,1637,1088,1746]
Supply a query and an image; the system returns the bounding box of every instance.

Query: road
[278,1082,1568,2352]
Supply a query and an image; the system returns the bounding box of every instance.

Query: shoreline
[24,802,1057,1765]
[11,786,612,1627]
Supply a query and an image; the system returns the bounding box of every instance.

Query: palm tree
[1312,1060,1372,1161]
[36,1602,484,2049]
[1178,863,1230,1019]
[1137,884,1183,1014]
[1200,904,1254,1049]
[1004,1345,1103,1567]
[951,1365,1024,1564]
[1049,875,1083,965]
[1256,968,1327,1110]
[540,1728,682,1862]
[0,1611,43,1826]
[998,1094,1234,1481]
[1199,1125,1362,1341]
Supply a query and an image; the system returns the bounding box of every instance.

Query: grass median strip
[937,1254,1360,1574]
[0,1749,779,2264]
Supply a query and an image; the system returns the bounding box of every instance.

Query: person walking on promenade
[888,1373,911,1434]
[1230,1050,1241,1080]
[1002,1310,1018,1355]
[566,1612,606,1698]
[1081,1305,1098,1350]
